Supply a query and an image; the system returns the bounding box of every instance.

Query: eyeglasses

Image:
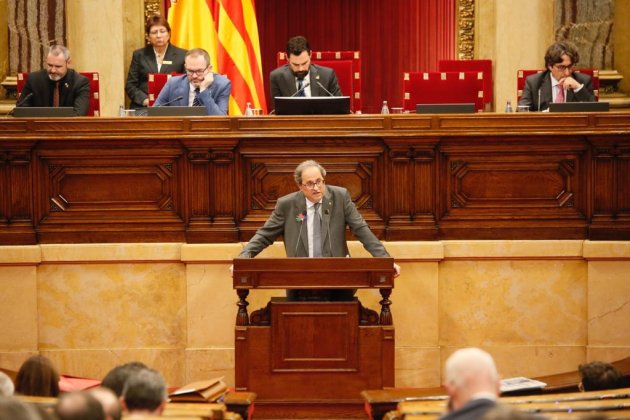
[149,29,168,36]
[554,64,573,72]
[185,66,209,76]
[302,179,325,190]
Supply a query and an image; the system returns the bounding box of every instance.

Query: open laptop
[12,107,75,117]
[274,96,351,115]
[146,106,208,117]
[416,103,476,114]
[548,102,609,112]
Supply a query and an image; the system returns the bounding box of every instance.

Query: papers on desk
[500,377,547,393]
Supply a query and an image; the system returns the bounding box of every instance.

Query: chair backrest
[147,73,184,106]
[276,51,362,112]
[17,72,101,116]
[439,59,493,109]
[403,71,485,112]
[516,68,599,102]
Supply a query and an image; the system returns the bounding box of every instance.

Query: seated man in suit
[153,48,231,115]
[237,160,400,300]
[16,44,90,116]
[518,41,595,111]
[270,36,341,99]
[440,348,501,420]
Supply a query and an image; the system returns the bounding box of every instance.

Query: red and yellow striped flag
[167,0,267,115]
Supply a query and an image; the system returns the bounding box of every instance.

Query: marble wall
[1,240,628,388]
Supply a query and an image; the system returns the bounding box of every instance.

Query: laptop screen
[416,103,476,114]
[548,102,609,112]
[12,107,75,117]
[273,96,351,115]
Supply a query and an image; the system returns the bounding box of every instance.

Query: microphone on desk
[315,78,335,97]
[7,92,34,116]
[537,88,541,112]
[153,96,184,107]
[291,82,310,97]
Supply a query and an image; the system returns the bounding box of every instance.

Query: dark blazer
[125,44,187,108]
[18,69,90,116]
[440,398,497,420]
[270,63,342,99]
[518,69,595,111]
[238,185,389,258]
[153,73,231,116]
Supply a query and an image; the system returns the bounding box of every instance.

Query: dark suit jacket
[125,43,187,108]
[518,69,595,111]
[18,69,90,116]
[440,398,497,420]
[238,185,389,258]
[270,63,342,99]
[153,73,231,115]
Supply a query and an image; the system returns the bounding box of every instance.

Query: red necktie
[555,84,564,103]
[53,82,60,107]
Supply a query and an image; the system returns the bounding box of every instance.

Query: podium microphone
[8,92,34,116]
[315,80,334,97]
[291,82,310,97]
[537,88,541,112]
[153,96,184,107]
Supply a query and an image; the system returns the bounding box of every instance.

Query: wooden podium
[232,258,395,413]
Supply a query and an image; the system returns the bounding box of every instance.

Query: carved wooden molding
[457,0,475,59]
[144,0,162,20]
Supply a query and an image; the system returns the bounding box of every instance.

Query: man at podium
[238,160,400,300]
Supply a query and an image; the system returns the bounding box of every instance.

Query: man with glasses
[153,48,231,115]
[518,41,595,111]
[238,160,400,300]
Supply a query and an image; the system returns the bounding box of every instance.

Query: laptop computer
[146,106,208,117]
[12,107,75,117]
[274,96,351,115]
[416,103,476,114]
[548,101,609,112]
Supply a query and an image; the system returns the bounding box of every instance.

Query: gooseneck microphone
[325,206,333,256]
[153,96,184,107]
[291,82,310,97]
[8,92,34,116]
[315,80,334,97]
[294,210,307,256]
[537,88,541,112]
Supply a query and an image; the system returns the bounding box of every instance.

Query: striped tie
[192,88,201,106]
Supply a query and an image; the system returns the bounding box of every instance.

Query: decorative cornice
[457,0,475,59]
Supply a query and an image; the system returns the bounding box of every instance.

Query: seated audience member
[0,396,43,420]
[441,348,501,420]
[15,355,60,397]
[579,361,622,391]
[125,14,186,109]
[0,372,14,397]
[89,387,122,420]
[101,361,148,397]
[16,45,90,116]
[518,41,595,111]
[54,391,105,420]
[270,35,341,98]
[120,368,167,417]
[154,48,231,115]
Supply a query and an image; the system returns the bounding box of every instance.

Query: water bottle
[119,105,125,117]
[380,101,390,114]
[505,100,513,113]
[244,102,253,116]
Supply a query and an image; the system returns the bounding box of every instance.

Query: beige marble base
[1,240,629,388]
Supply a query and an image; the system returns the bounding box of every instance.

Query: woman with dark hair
[125,14,187,108]
[14,355,60,397]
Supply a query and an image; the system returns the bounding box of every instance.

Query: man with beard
[270,36,342,99]
[16,45,90,116]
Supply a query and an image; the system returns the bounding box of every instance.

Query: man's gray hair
[185,48,211,67]
[122,368,167,412]
[0,372,14,397]
[49,44,71,61]
[445,347,498,388]
[294,160,326,185]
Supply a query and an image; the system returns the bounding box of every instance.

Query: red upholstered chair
[402,71,485,112]
[147,73,184,106]
[439,59,493,110]
[516,68,599,103]
[17,72,101,116]
[276,51,362,112]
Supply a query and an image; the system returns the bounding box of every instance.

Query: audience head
[285,36,312,80]
[444,348,500,411]
[294,160,327,204]
[54,391,105,420]
[544,41,579,81]
[121,367,167,416]
[0,372,14,397]
[89,387,122,420]
[46,45,71,81]
[145,14,171,48]
[482,404,538,420]
[15,355,60,397]
[184,48,212,88]
[101,361,148,397]
[579,361,622,391]
[0,396,43,420]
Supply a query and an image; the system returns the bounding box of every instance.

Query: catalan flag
[167,0,267,115]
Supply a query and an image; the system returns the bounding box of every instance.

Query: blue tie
[192,88,201,106]
[297,79,305,97]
